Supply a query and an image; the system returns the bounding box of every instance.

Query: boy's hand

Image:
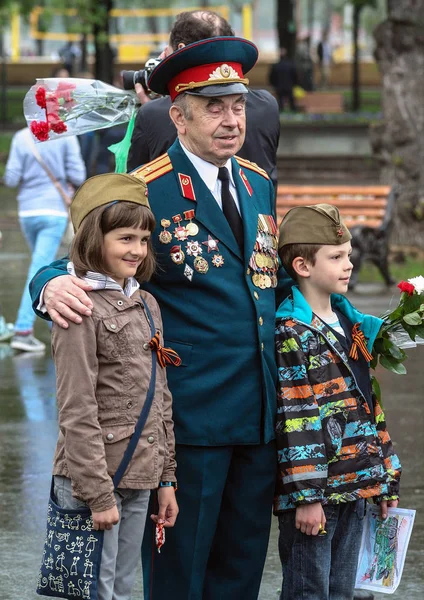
[92,505,120,531]
[44,275,93,328]
[151,487,179,528]
[295,502,326,536]
[380,499,399,520]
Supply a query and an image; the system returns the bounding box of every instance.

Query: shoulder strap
[112,299,158,488]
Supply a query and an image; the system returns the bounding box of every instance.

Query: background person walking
[3,128,86,351]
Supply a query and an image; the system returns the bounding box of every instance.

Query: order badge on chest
[159,208,225,280]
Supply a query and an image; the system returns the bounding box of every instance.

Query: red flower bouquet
[370,276,424,399]
[25,77,139,143]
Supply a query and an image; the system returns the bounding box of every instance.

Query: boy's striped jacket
[274,287,401,513]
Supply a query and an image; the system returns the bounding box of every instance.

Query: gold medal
[264,275,272,288]
[186,222,199,236]
[170,245,185,265]
[159,219,172,244]
[252,273,261,287]
[159,230,172,244]
[194,256,209,274]
[259,274,268,289]
[255,253,265,268]
[212,254,225,268]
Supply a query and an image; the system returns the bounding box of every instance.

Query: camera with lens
[121,57,162,96]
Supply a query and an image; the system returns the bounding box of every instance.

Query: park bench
[275,184,396,288]
[296,92,344,114]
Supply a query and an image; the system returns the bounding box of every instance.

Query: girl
[51,173,179,600]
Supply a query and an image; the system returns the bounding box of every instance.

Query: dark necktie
[218,167,244,251]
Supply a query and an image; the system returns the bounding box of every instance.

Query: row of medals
[249,215,279,289]
[158,210,224,274]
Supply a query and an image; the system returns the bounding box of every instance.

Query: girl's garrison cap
[70,173,149,231]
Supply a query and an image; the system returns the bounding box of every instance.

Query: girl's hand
[380,499,399,520]
[151,487,179,528]
[295,502,326,536]
[92,505,120,531]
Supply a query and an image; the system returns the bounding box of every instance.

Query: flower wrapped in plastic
[370,276,424,399]
[24,78,139,171]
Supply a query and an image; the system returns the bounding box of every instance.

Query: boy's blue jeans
[278,499,365,600]
[15,215,67,333]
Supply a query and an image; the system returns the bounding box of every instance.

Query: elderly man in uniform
[29,38,291,599]
[127,9,280,190]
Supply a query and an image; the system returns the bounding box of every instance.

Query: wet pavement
[0,189,422,599]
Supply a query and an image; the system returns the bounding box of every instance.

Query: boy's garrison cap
[278,203,352,249]
[70,173,149,231]
[148,36,258,101]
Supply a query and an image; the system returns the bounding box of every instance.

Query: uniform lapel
[168,141,242,260]
[231,157,260,266]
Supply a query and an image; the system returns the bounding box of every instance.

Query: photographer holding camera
[125,10,280,189]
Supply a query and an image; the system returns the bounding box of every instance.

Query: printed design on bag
[37,499,102,599]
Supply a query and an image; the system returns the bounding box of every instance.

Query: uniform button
[106,433,114,441]
[147,436,154,444]
[261,342,264,352]
[259,316,263,326]
[117,300,124,306]
[127,401,133,409]
[253,291,259,300]
[143,342,150,350]
[110,324,117,330]
[246,268,251,275]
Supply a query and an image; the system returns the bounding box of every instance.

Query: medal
[183,209,199,237]
[170,245,185,265]
[159,219,172,244]
[184,264,194,281]
[186,240,202,257]
[212,254,225,268]
[202,235,220,253]
[252,273,261,287]
[193,256,209,274]
[174,225,189,241]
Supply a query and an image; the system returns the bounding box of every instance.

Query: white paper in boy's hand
[355,505,416,594]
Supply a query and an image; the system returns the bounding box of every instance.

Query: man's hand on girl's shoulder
[45,275,93,328]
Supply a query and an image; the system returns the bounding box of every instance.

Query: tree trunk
[371,1,424,245]
[277,0,297,59]
[93,0,114,84]
[352,6,361,111]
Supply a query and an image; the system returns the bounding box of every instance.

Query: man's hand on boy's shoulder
[295,502,326,536]
[45,275,93,328]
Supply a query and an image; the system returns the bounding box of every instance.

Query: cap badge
[337,228,344,237]
[210,64,240,81]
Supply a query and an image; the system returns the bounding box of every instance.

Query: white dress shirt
[180,143,242,215]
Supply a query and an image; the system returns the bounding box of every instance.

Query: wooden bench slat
[276,198,388,209]
[275,185,391,230]
[278,207,386,218]
[277,185,391,195]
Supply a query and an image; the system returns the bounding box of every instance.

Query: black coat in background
[127,89,280,189]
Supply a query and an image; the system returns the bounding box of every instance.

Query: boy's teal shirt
[276,285,383,353]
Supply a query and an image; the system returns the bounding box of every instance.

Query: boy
[274,204,401,600]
